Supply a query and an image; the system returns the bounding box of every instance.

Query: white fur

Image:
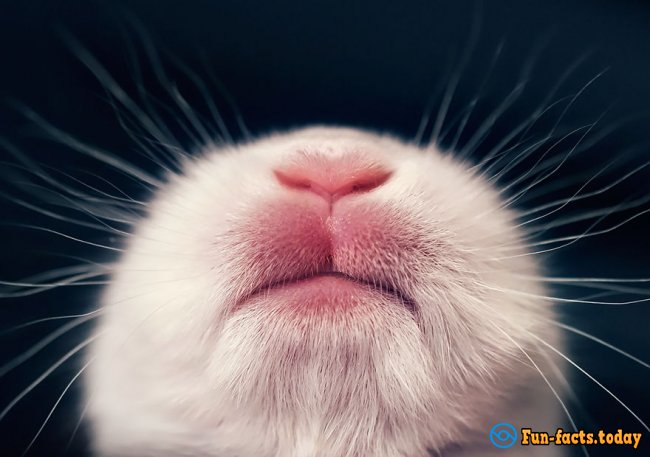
[86,127,565,456]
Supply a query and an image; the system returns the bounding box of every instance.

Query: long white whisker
[444,39,505,152]
[61,33,187,162]
[0,310,103,336]
[475,52,595,175]
[520,275,650,284]
[474,96,571,176]
[64,396,90,455]
[0,263,106,285]
[70,169,146,206]
[479,282,650,305]
[0,140,151,211]
[10,107,162,188]
[500,206,650,256]
[491,68,607,187]
[167,49,234,144]
[22,359,93,456]
[0,314,98,378]
[526,330,650,433]
[494,326,588,457]
[534,340,583,408]
[4,224,124,252]
[198,49,251,140]
[126,16,214,148]
[518,158,650,219]
[499,117,602,209]
[545,319,650,369]
[115,17,191,170]
[0,272,109,298]
[424,5,482,146]
[0,335,99,422]
[1,190,132,235]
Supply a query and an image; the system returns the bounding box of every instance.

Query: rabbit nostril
[274,159,391,203]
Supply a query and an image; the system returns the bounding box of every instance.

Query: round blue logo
[489,422,518,449]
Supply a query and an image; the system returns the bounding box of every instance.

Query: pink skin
[273,153,393,205]
[234,163,422,314]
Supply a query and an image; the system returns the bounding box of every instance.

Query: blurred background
[0,0,648,456]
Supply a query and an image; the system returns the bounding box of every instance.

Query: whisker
[457,36,557,160]
[534,340,583,410]
[491,116,623,196]
[0,310,103,336]
[60,32,186,165]
[441,38,504,151]
[198,50,252,140]
[0,263,106,285]
[475,51,594,175]
[545,319,650,369]
[0,141,149,213]
[1,190,132,236]
[419,3,482,146]
[492,68,607,185]
[474,96,570,176]
[70,169,146,206]
[478,282,650,305]
[465,122,600,226]
[22,359,93,456]
[524,195,650,237]
[168,49,234,145]
[499,115,603,210]
[0,334,99,422]
[493,325,589,457]
[527,330,650,433]
[518,158,650,220]
[521,275,650,284]
[12,179,137,224]
[0,272,109,298]
[116,18,190,170]
[499,206,650,257]
[2,224,125,253]
[125,16,215,148]
[515,159,617,228]
[7,107,161,188]
[64,395,90,455]
[0,314,98,378]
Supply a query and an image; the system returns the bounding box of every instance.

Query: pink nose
[274,156,392,203]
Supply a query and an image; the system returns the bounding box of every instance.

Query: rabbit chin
[206,295,491,456]
[211,295,565,457]
[88,289,564,457]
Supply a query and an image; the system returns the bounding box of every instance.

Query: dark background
[0,0,649,456]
